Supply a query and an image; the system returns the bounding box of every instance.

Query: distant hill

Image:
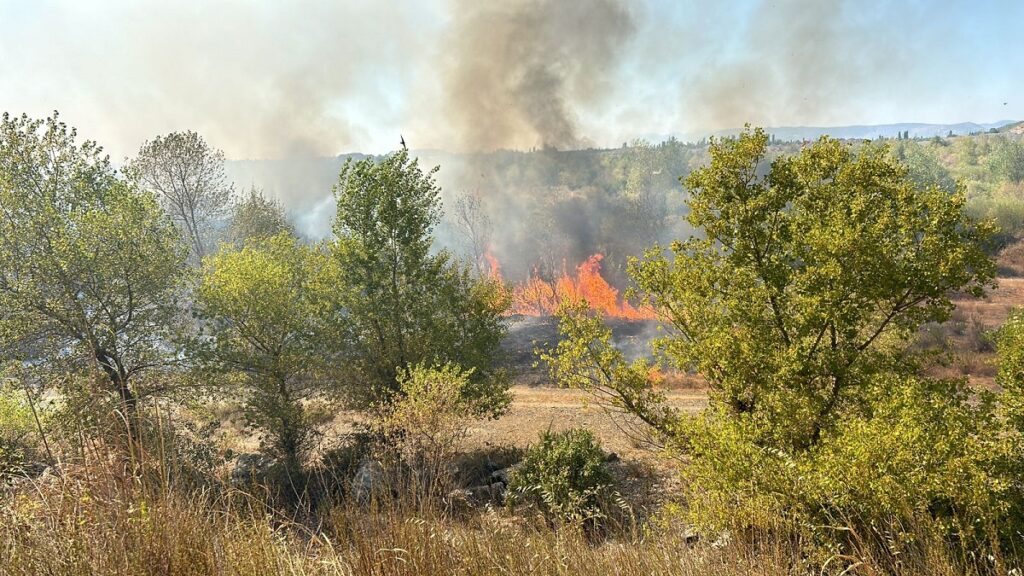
[658,121,1019,143]
[1000,121,1024,135]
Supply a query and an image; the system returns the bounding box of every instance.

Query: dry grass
[0,460,1015,576]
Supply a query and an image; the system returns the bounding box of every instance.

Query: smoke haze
[436,0,636,151]
[1,0,1020,264]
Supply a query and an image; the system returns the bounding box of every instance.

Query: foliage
[967,186,1024,248]
[507,428,614,525]
[0,382,43,478]
[630,127,994,450]
[547,127,1012,552]
[226,186,294,246]
[680,375,1023,550]
[193,233,341,472]
[542,300,681,439]
[130,130,234,262]
[373,363,486,495]
[994,308,1024,432]
[330,149,510,416]
[988,137,1024,184]
[0,112,187,430]
[891,140,957,193]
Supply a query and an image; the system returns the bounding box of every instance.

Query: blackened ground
[499,315,664,385]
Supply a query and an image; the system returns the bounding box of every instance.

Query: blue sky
[0,0,1020,159]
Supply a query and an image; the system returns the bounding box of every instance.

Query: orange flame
[487,251,654,319]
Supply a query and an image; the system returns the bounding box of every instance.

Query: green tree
[193,233,341,474]
[994,309,1024,433]
[0,113,186,435]
[226,186,293,246]
[330,150,510,416]
[546,127,1004,543]
[898,141,957,193]
[635,127,993,449]
[130,131,234,263]
[988,137,1024,184]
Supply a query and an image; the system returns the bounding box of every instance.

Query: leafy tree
[193,233,341,473]
[226,186,293,246]
[988,137,1024,184]
[896,140,957,193]
[0,113,186,435]
[130,131,234,262]
[633,127,993,449]
[330,149,510,416]
[616,140,671,248]
[546,127,1004,544]
[994,309,1024,433]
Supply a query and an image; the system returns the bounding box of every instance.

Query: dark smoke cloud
[436,0,636,152]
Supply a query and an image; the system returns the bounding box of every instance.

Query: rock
[445,488,474,514]
[446,481,506,512]
[489,464,519,486]
[230,453,274,486]
[351,459,385,504]
[710,530,732,549]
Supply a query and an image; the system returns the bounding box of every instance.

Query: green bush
[0,383,43,478]
[680,375,1023,553]
[507,428,613,525]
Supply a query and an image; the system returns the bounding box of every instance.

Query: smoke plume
[436,0,636,152]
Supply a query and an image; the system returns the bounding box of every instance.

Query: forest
[3,112,1024,576]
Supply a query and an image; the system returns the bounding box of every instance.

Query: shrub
[0,383,42,479]
[373,363,488,498]
[507,428,614,525]
[680,375,1023,555]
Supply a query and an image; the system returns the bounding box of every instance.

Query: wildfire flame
[486,251,654,320]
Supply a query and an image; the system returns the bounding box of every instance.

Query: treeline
[427,130,1024,284]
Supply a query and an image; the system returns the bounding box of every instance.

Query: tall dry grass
[0,458,1014,576]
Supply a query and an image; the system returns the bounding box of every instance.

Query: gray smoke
[437,0,636,152]
[0,1,429,160]
[680,0,925,133]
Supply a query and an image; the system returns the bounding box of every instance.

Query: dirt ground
[465,385,707,459]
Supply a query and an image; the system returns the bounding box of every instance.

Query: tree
[639,127,993,448]
[988,137,1024,184]
[549,126,996,450]
[994,309,1024,433]
[226,186,293,246]
[330,149,510,417]
[618,140,671,249]
[130,131,234,262]
[898,141,956,193]
[193,233,341,474]
[0,113,186,435]
[545,127,1007,542]
[452,191,493,278]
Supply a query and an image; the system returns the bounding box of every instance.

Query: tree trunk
[95,349,138,442]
